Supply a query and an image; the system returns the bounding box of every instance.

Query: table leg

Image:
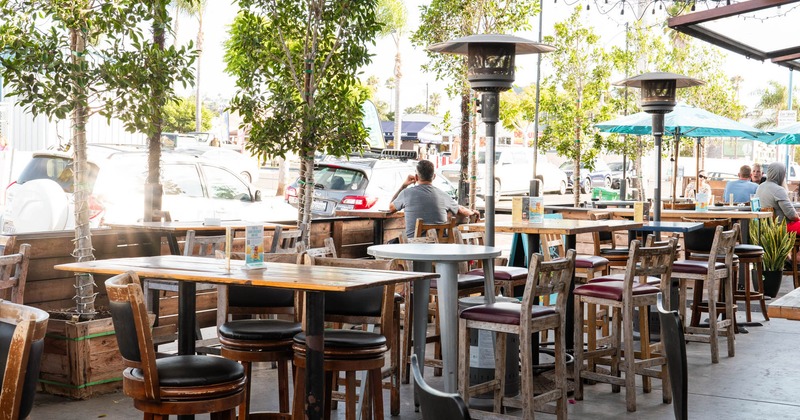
[304,291,325,420]
[412,261,432,410]
[374,218,385,245]
[177,282,196,356]
[435,261,459,393]
[565,234,577,352]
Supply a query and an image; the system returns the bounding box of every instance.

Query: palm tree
[752,80,796,129]
[376,0,407,149]
[174,0,207,132]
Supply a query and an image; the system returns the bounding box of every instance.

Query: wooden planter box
[38,317,124,399]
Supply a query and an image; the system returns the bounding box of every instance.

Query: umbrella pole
[695,140,700,194]
[672,131,679,202]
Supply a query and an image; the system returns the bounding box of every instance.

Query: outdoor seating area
[0,202,788,420]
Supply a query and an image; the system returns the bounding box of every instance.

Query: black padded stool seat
[467,266,528,280]
[459,302,556,325]
[127,355,245,388]
[576,255,610,268]
[294,330,387,350]
[218,319,301,342]
[600,248,630,256]
[673,260,726,274]
[734,244,764,255]
[574,281,660,301]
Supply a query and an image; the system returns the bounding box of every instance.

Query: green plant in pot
[750,217,796,298]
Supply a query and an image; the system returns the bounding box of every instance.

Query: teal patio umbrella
[595,103,767,201]
[764,121,800,145]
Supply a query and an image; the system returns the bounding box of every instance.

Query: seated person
[389,159,476,238]
[723,165,758,203]
[756,162,800,233]
[751,163,766,184]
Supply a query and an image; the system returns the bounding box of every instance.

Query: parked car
[559,160,613,193]
[439,147,568,197]
[608,161,635,189]
[2,147,295,233]
[284,157,465,217]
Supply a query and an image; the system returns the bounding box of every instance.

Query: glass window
[202,165,250,200]
[314,166,366,191]
[162,164,204,198]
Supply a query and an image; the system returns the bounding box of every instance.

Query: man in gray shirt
[389,159,476,238]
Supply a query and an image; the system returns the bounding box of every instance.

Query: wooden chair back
[0,243,30,304]
[703,224,740,275]
[415,217,457,244]
[0,300,48,420]
[270,224,305,253]
[106,272,162,399]
[622,238,679,297]
[589,211,617,253]
[217,253,303,327]
[183,230,227,257]
[299,237,337,258]
[410,354,471,420]
[521,251,576,323]
[657,293,688,420]
[0,236,15,256]
[150,210,172,222]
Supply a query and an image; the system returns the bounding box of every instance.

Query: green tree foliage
[540,6,612,205]
[500,85,539,147]
[412,0,539,206]
[164,97,215,132]
[0,0,194,318]
[225,0,380,232]
[753,81,799,129]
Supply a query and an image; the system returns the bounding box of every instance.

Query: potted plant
[750,217,796,298]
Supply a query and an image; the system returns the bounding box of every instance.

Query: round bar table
[368,243,502,393]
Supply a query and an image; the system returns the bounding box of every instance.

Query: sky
[179,1,798,119]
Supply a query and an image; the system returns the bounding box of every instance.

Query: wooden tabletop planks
[55,255,437,292]
[768,287,800,320]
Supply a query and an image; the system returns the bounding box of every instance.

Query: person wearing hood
[756,162,800,232]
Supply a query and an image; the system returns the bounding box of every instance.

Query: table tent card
[244,224,266,269]
[529,196,544,223]
[633,201,644,222]
[512,197,530,223]
[695,193,709,212]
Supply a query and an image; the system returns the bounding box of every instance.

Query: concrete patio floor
[31,276,800,419]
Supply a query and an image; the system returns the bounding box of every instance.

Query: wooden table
[55,255,437,420]
[767,287,800,320]
[460,219,643,351]
[104,221,293,355]
[367,243,501,394]
[628,221,703,242]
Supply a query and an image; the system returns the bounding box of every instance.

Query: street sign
[778,110,798,128]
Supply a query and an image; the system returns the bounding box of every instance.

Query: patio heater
[428,35,554,246]
[615,72,702,222]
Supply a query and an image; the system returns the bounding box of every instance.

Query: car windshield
[608,162,625,171]
[313,166,367,190]
[17,156,99,194]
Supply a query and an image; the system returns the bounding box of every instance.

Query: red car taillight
[285,185,297,202]
[88,195,104,220]
[340,195,377,210]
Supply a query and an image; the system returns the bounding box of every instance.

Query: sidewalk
[31,277,800,419]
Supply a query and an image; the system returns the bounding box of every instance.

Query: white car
[439,147,568,196]
[2,147,295,233]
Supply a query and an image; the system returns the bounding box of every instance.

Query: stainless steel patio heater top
[428,34,554,246]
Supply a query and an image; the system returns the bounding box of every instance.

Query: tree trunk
[275,156,287,197]
[392,43,402,150]
[458,91,470,206]
[194,13,204,132]
[70,26,95,320]
[573,88,583,208]
[145,3,166,223]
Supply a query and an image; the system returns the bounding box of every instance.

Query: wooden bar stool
[573,238,678,412]
[217,252,304,420]
[106,272,246,419]
[732,244,768,322]
[458,251,576,419]
[671,225,739,363]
